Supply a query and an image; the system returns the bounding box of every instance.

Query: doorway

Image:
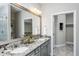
[52,11,76,56]
[24,19,32,36]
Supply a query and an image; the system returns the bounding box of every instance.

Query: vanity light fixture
[29,7,42,16]
[11,3,42,16]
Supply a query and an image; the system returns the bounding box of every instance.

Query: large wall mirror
[10,3,41,39]
[0,3,41,41]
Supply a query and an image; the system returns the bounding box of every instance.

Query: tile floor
[53,44,73,56]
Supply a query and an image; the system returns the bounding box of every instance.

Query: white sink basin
[10,47,28,54]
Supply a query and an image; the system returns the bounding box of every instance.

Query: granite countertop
[0,37,50,56]
[0,38,22,46]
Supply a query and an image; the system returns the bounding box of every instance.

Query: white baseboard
[54,44,66,48]
[66,41,73,45]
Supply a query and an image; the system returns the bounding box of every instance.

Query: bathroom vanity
[0,37,51,56]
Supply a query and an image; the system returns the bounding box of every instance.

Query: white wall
[17,11,25,37]
[41,3,79,55]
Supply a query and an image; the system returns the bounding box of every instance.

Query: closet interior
[53,13,74,56]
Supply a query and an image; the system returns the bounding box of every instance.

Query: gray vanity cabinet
[27,39,50,56]
[40,40,50,56]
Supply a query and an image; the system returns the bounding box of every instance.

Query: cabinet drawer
[41,41,48,48]
[27,47,40,56]
[35,52,40,56]
[27,51,35,56]
[34,47,40,54]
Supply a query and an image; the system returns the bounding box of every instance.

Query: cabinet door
[34,47,40,56]
[27,47,40,56]
[27,51,35,56]
[35,52,40,56]
[47,40,51,56]
[40,42,49,56]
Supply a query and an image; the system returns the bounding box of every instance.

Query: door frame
[51,10,76,56]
